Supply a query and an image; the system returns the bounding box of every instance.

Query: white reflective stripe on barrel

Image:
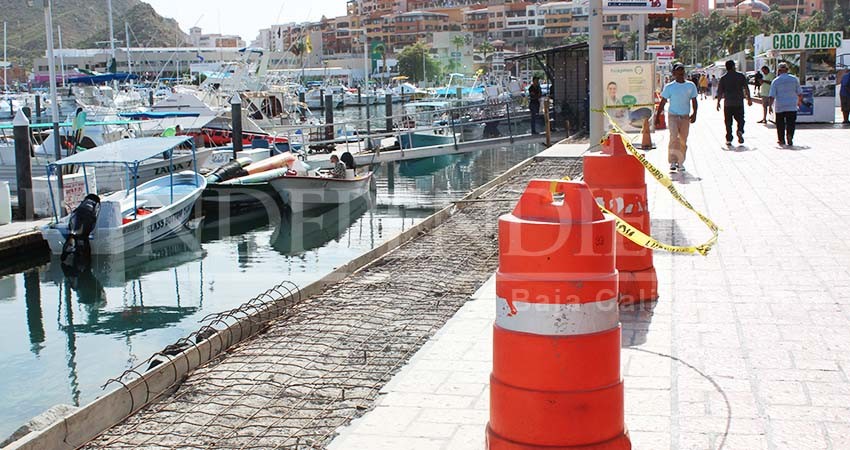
[495,297,619,336]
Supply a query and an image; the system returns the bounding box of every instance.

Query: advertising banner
[769,32,843,51]
[603,61,656,132]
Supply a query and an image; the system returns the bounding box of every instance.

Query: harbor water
[0,142,542,438]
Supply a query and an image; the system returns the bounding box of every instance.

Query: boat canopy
[0,119,140,130]
[118,111,201,119]
[51,136,193,166]
[67,73,139,84]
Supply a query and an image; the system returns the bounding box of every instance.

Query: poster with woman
[603,61,656,132]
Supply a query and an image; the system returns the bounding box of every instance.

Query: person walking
[840,69,850,124]
[768,62,802,147]
[716,60,752,145]
[528,76,542,134]
[757,66,775,123]
[656,63,698,173]
[699,74,709,100]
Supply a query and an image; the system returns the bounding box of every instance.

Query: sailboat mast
[125,21,132,76]
[58,25,65,87]
[107,0,116,60]
[3,21,7,93]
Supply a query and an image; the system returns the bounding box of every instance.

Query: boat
[269,171,374,213]
[41,136,207,256]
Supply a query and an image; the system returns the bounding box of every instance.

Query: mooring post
[324,95,334,142]
[544,98,552,147]
[230,94,243,158]
[365,96,372,151]
[34,96,41,121]
[149,89,154,107]
[456,87,463,107]
[320,89,325,109]
[385,94,393,133]
[505,102,514,144]
[357,86,362,104]
[13,109,34,220]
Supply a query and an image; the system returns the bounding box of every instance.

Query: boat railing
[264,97,537,154]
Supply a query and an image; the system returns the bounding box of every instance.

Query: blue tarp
[433,86,485,96]
[67,73,139,84]
[118,111,201,119]
[51,136,192,166]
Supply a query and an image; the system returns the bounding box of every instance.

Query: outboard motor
[60,193,101,267]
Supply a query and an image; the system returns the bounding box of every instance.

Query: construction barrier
[584,134,658,304]
[487,179,631,450]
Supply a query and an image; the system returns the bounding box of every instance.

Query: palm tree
[374,42,388,84]
[477,41,495,66]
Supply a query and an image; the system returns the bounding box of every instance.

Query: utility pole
[3,22,7,93]
[589,0,604,143]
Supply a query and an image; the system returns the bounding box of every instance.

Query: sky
[143,0,348,44]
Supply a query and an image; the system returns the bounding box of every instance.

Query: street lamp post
[349,28,369,85]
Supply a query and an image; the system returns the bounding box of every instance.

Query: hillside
[1,0,188,67]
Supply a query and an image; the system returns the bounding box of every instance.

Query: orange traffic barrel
[487,179,631,450]
[584,135,658,304]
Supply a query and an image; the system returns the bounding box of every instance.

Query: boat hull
[269,172,374,213]
[398,132,456,149]
[42,171,207,255]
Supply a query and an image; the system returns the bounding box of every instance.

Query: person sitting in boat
[329,154,347,179]
[340,151,355,170]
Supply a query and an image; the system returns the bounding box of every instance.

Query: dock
[0,219,50,276]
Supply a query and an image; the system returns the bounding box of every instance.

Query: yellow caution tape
[590,108,720,256]
[602,103,656,109]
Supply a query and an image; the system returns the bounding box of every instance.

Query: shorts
[842,95,850,113]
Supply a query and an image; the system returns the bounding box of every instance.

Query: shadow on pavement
[620,301,658,348]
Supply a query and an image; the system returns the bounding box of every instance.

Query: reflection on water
[0,142,542,438]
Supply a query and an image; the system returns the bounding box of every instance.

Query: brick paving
[328,101,850,450]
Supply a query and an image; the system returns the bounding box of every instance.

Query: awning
[52,136,193,166]
[67,73,139,84]
[118,111,201,119]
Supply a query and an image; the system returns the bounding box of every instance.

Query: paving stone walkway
[328,101,850,450]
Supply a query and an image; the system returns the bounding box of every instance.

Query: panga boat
[203,152,374,213]
[269,171,373,213]
[41,136,206,256]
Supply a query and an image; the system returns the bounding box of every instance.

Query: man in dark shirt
[716,60,752,145]
[528,76,542,134]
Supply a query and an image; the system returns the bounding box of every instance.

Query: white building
[189,27,245,48]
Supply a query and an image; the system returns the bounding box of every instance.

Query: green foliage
[826,3,849,33]
[396,41,441,83]
[477,42,495,61]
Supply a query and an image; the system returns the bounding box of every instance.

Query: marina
[2,0,848,448]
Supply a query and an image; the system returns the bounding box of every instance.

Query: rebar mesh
[84,158,583,450]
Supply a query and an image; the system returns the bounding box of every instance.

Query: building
[189,27,245,48]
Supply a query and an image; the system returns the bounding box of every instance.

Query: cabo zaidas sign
[770,31,843,51]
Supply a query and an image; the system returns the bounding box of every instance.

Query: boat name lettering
[146,205,190,234]
[154,162,188,176]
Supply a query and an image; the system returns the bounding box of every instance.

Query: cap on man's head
[672,63,685,71]
[725,60,735,70]
[778,62,789,71]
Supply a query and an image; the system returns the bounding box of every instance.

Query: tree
[722,16,760,55]
[374,42,388,83]
[826,3,849,33]
[800,10,826,31]
[397,41,441,84]
[759,5,793,34]
[477,42,495,66]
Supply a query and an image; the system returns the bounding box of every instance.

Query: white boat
[269,171,374,213]
[41,136,207,255]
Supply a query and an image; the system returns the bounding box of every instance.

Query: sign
[770,31,843,51]
[603,61,656,132]
[604,0,666,13]
[646,44,673,54]
[655,51,674,62]
[603,49,617,63]
[451,51,462,58]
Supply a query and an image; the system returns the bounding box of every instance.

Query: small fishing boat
[269,171,374,213]
[41,136,207,256]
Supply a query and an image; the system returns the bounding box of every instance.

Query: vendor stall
[754,31,843,123]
